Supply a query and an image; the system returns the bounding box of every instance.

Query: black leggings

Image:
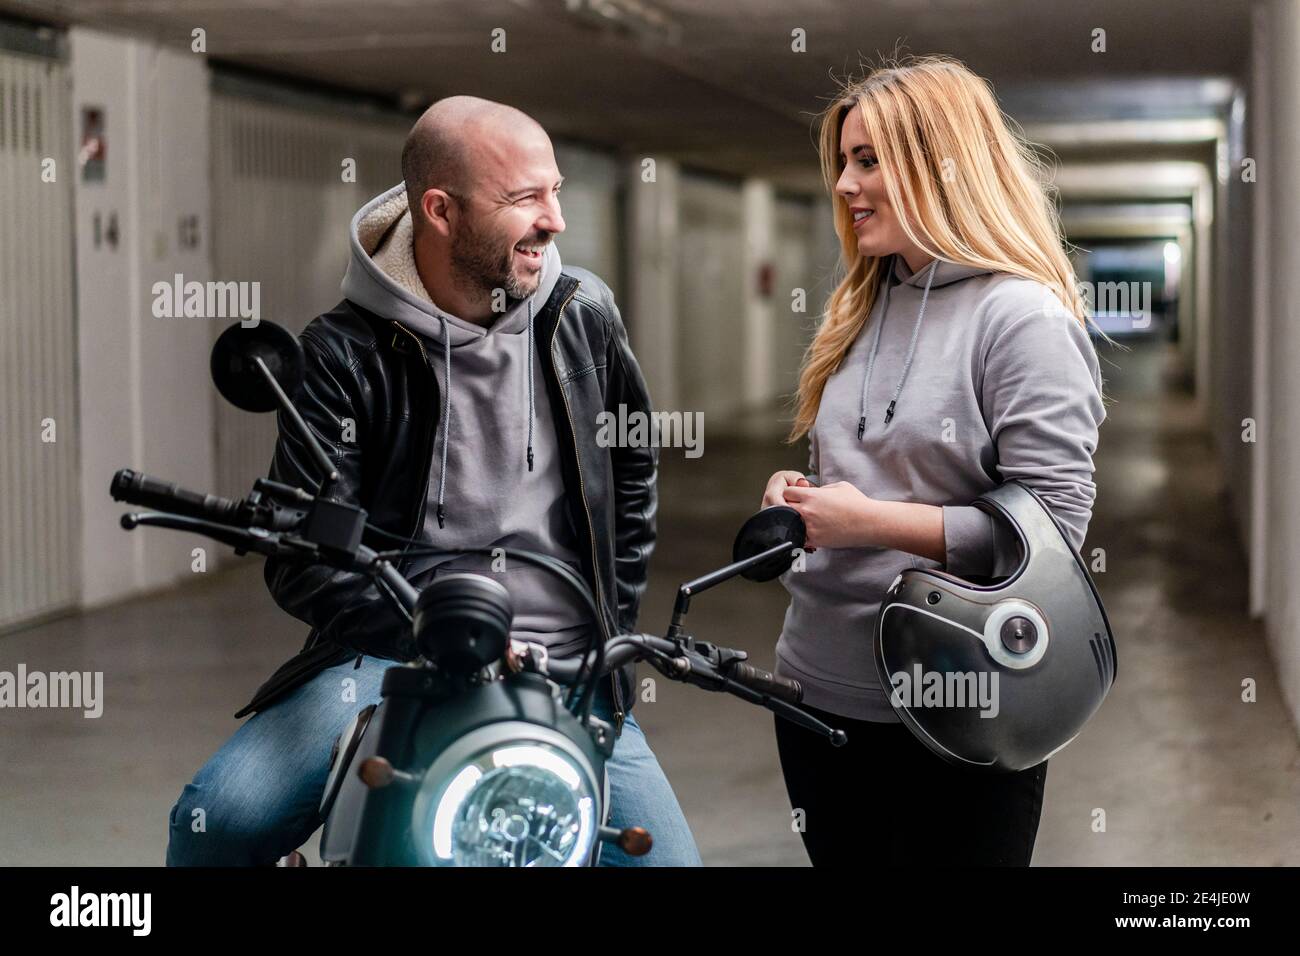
[774,703,1048,866]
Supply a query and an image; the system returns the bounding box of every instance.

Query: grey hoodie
[341,184,592,655]
[777,254,1107,721]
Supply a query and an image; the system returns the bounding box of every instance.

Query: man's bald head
[402,95,566,316]
[402,95,549,228]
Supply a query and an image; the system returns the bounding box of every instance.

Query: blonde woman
[762,56,1107,866]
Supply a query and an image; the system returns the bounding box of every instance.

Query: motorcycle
[110,320,846,867]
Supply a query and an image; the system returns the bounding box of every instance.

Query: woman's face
[834,105,929,271]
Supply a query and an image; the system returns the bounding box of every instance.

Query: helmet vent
[1088,631,1114,687]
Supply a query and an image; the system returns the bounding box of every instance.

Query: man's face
[449,131,566,301]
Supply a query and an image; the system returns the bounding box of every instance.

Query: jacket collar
[532,273,583,359]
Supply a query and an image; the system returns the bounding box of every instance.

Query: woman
[763,55,1108,867]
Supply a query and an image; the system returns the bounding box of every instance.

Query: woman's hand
[761,470,812,509]
[782,485,948,561]
[781,481,875,550]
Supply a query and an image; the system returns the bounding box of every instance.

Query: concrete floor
[1,336,1297,865]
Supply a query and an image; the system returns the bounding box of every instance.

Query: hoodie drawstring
[436,315,452,528]
[526,298,536,472]
[858,258,939,437]
[434,295,541,527]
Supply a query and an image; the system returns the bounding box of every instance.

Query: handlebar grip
[727,661,803,705]
[111,469,243,526]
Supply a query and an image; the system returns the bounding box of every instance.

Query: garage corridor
[1,336,1294,866]
[2,1,1299,882]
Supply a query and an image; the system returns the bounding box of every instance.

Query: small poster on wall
[79,106,106,182]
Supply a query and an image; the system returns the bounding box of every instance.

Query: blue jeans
[166,655,701,866]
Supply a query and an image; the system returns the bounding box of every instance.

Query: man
[166,96,701,866]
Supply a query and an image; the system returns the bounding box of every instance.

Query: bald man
[165,97,701,867]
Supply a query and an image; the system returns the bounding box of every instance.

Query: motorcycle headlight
[412,722,600,867]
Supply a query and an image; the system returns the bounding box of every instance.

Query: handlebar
[120,510,421,613]
[112,468,306,534]
[534,634,676,681]
[726,661,802,706]
[519,632,836,742]
[523,633,804,706]
[112,469,246,526]
[114,467,843,746]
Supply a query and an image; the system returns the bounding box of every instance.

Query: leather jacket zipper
[548,284,624,734]
[390,321,438,556]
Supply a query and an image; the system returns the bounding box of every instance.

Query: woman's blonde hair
[790,54,1090,442]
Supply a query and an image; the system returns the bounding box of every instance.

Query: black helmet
[873,480,1117,772]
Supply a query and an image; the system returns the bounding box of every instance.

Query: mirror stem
[254,357,340,497]
[669,542,796,633]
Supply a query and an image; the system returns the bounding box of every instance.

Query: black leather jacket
[234,268,657,733]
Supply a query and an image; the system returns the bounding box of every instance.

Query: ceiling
[0,0,1253,186]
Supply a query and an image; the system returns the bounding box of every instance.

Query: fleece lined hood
[341,183,563,525]
[341,182,562,343]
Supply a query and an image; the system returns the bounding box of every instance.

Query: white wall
[772,194,837,413]
[627,164,828,425]
[1208,91,1256,567]
[626,156,680,411]
[676,172,745,421]
[552,142,622,295]
[71,29,214,606]
[1249,3,1274,620]
[1260,0,1300,732]
[740,179,775,411]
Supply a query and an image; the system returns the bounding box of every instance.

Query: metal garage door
[209,81,406,502]
[0,39,79,631]
[676,172,745,421]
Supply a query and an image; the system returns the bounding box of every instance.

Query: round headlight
[414,723,600,867]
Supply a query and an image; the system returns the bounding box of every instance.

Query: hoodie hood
[891,253,993,288]
[341,183,563,526]
[341,182,563,345]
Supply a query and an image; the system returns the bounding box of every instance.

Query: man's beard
[449,219,542,303]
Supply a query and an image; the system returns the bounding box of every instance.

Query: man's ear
[419,188,455,238]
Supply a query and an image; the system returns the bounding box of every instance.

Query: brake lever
[120,511,319,562]
[724,678,848,747]
[647,646,847,747]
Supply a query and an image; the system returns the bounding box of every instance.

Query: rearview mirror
[732,506,807,582]
[210,321,304,413]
